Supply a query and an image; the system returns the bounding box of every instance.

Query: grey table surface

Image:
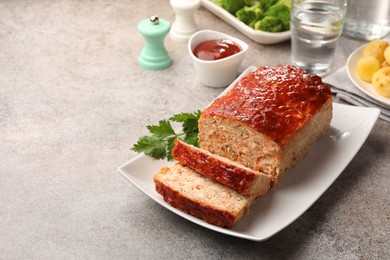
[1,1,389,259]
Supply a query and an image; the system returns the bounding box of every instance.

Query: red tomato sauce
[193,39,241,61]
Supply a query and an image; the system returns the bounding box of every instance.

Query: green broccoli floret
[246,0,260,6]
[218,0,291,32]
[220,0,260,14]
[221,0,247,15]
[258,0,277,11]
[254,16,284,32]
[264,2,291,30]
[236,4,264,26]
[277,0,291,9]
[211,0,223,6]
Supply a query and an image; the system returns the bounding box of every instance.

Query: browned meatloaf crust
[172,139,271,196]
[154,163,255,228]
[198,64,332,185]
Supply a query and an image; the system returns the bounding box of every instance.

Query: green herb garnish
[131,110,202,160]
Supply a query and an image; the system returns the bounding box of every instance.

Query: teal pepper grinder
[138,15,172,70]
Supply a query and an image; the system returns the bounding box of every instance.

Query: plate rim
[200,0,291,44]
[346,42,390,107]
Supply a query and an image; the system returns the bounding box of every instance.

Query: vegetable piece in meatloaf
[172,139,272,196]
[198,64,332,185]
[154,163,255,228]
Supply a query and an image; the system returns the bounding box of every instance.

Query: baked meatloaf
[198,65,332,185]
[172,139,271,196]
[154,163,255,228]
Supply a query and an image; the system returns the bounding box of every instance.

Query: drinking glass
[291,0,348,77]
[342,0,390,41]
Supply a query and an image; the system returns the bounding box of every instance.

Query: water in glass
[291,1,346,76]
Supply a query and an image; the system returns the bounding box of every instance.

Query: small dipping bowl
[188,30,249,88]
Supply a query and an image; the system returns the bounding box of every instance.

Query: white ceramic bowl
[188,30,249,88]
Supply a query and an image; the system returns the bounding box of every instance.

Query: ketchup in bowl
[193,39,241,61]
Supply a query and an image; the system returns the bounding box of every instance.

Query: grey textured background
[0,0,389,259]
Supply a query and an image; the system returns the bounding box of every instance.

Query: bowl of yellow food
[347,38,390,106]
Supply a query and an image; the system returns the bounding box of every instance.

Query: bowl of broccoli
[201,0,291,44]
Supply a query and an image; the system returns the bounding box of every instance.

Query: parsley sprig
[131,110,201,160]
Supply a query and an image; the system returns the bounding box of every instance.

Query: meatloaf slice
[154,163,255,228]
[198,65,332,185]
[172,139,271,196]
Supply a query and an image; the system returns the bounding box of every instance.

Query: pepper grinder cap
[138,15,170,37]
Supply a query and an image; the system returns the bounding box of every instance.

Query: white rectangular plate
[119,66,380,241]
[200,0,291,44]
